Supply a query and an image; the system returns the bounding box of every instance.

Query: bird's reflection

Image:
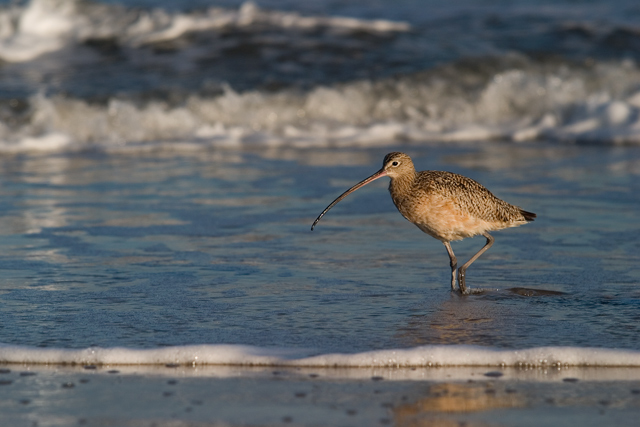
[396,287,566,347]
[393,381,524,426]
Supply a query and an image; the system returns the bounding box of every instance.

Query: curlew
[311,152,535,294]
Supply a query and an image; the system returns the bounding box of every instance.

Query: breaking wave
[1,56,640,151]
[0,0,408,63]
[1,1,640,151]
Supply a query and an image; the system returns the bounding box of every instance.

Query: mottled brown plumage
[312,152,536,294]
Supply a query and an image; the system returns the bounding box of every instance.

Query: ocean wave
[1,55,639,151]
[1,1,640,151]
[0,343,639,368]
[0,0,409,63]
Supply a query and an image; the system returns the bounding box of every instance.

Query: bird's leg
[443,241,458,292]
[458,232,494,294]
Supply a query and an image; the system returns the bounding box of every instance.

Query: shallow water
[0,143,638,353]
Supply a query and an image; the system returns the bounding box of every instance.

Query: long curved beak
[311,168,388,231]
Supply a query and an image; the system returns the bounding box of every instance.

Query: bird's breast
[389,186,496,242]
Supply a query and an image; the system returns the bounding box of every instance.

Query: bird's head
[381,152,415,179]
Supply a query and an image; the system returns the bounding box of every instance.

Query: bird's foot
[458,272,468,295]
[449,266,458,292]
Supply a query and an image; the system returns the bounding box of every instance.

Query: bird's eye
[392,161,399,166]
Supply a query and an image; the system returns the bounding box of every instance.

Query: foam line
[1,343,638,367]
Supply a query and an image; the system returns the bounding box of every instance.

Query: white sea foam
[0,0,76,62]
[0,343,638,367]
[129,1,409,47]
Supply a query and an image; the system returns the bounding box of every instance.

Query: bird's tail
[520,209,536,222]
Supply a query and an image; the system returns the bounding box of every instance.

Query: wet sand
[1,364,639,426]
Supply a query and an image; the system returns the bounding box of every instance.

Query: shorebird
[311,152,535,294]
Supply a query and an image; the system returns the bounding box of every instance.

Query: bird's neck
[388,171,416,200]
